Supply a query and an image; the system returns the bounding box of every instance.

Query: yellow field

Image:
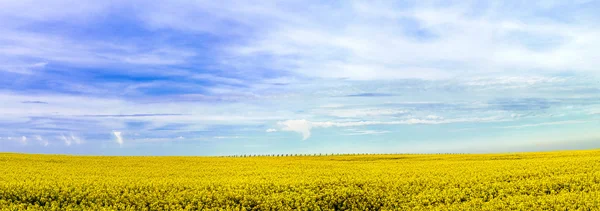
[1,150,600,210]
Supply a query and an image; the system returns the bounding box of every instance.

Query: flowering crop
[1,150,600,210]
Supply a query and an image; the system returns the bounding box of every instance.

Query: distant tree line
[219,152,469,157]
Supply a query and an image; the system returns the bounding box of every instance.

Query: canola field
[1,150,600,210]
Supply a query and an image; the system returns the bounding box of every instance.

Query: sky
[1,0,599,156]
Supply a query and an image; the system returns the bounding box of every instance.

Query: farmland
[1,150,600,210]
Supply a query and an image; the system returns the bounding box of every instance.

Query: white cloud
[464,76,567,86]
[426,115,444,120]
[0,91,291,137]
[0,62,47,74]
[3,1,600,81]
[343,129,391,136]
[12,1,593,80]
[278,119,312,140]
[500,120,593,129]
[113,131,124,146]
[461,76,570,90]
[35,135,48,147]
[0,1,599,152]
[70,134,83,145]
[455,119,596,132]
[0,29,195,76]
[319,104,345,108]
[57,134,83,146]
[278,116,506,140]
[60,134,71,146]
[223,1,600,79]
[323,108,408,118]
[20,136,27,144]
[0,0,111,23]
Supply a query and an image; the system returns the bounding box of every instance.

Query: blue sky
[1,0,599,155]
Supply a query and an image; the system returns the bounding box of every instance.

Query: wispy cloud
[113,131,124,146]
[462,76,568,88]
[70,134,83,145]
[0,62,48,74]
[318,108,409,118]
[426,115,444,120]
[59,134,71,146]
[218,1,600,80]
[278,116,506,140]
[35,135,48,147]
[500,120,594,129]
[79,114,186,118]
[1,0,599,154]
[21,100,49,104]
[454,119,597,132]
[344,93,395,97]
[342,129,391,136]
